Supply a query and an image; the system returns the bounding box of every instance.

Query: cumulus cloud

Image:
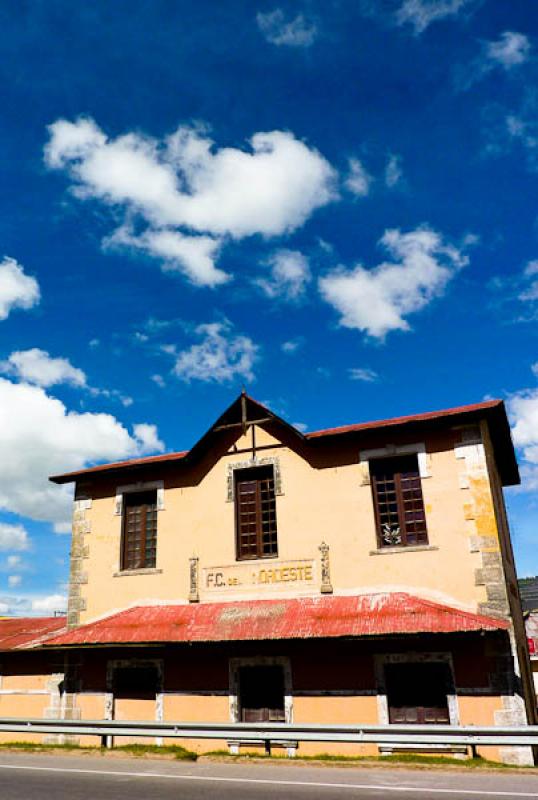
[281,338,303,354]
[0,591,68,616]
[45,118,336,286]
[345,158,372,197]
[384,154,404,188]
[31,593,67,613]
[459,31,531,89]
[396,0,474,34]
[0,257,40,321]
[8,575,21,588]
[255,250,311,301]
[256,9,317,47]
[105,225,227,287]
[0,523,30,552]
[348,367,379,382]
[508,388,538,489]
[0,377,164,530]
[319,226,467,339]
[172,321,259,383]
[1,349,87,388]
[486,31,530,69]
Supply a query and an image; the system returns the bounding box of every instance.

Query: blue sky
[1,0,538,614]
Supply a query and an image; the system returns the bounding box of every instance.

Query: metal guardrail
[0,718,537,748]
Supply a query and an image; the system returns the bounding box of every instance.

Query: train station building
[0,393,535,763]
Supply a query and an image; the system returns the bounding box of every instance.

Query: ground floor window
[238,665,285,722]
[385,662,451,724]
[112,665,159,700]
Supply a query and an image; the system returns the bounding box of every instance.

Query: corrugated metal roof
[49,396,518,485]
[0,616,67,651]
[47,593,508,648]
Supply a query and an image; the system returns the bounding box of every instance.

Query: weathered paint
[0,617,65,650]
[48,593,508,647]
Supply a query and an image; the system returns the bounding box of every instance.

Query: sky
[1,0,538,615]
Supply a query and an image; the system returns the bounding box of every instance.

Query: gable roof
[49,395,519,486]
[46,593,508,648]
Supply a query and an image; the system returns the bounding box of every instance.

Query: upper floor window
[370,455,428,548]
[121,490,158,570]
[235,466,278,560]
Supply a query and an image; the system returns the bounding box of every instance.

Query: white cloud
[45,118,336,286]
[256,9,317,47]
[345,158,372,197]
[256,250,311,301]
[396,0,474,34]
[349,367,379,382]
[7,555,21,568]
[173,321,259,383]
[281,338,303,354]
[31,593,67,613]
[0,523,30,552]
[1,348,86,388]
[505,113,538,172]
[319,226,467,339]
[385,154,404,188]
[132,423,164,453]
[8,575,21,588]
[486,31,530,69]
[0,257,40,321]
[0,377,164,530]
[105,225,227,287]
[508,388,538,489]
[459,31,531,89]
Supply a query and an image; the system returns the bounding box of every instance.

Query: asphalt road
[0,753,537,799]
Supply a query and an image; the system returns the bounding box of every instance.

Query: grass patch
[0,741,92,752]
[113,743,197,761]
[203,750,534,769]
[0,741,197,760]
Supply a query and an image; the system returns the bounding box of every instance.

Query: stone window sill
[113,568,163,577]
[369,545,438,556]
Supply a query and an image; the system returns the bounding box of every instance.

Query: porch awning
[46,592,508,648]
[0,616,67,650]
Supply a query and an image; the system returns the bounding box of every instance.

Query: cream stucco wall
[74,422,506,624]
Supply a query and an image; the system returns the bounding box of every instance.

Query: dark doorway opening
[238,665,286,722]
[113,665,159,700]
[385,662,451,724]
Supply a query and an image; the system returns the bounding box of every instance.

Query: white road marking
[0,762,536,797]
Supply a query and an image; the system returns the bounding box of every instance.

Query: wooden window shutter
[235,466,278,560]
[371,455,428,548]
[121,490,158,570]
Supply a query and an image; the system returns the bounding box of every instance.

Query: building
[520,577,538,701]
[0,393,535,763]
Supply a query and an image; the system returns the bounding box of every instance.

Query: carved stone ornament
[189,556,200,603]
[319,541,333,594]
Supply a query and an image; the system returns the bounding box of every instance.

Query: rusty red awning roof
[46,593,508,648]
[0,616,67,651]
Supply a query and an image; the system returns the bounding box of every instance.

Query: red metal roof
[0,616,67,651]
[305,399,502,438]
[46,593,508,648]
[50,397,517,485]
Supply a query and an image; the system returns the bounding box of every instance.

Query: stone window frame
[374,651,459,727]
[228,655,293,724]
[113,481,165,574]
[226,457,283,503]
[359,442,430,485]
[114,480,165,516]
[359,443,433,552]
